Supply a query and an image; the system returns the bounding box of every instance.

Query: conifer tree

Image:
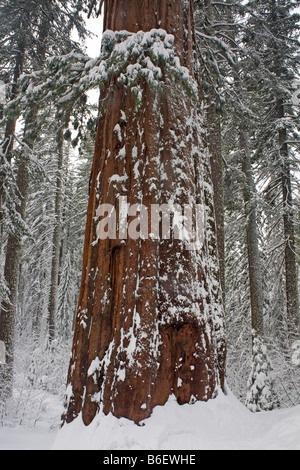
[245,333,274,412]
[63,0,226,426]
[0,0,88,403]
[243,0,300,334]
[223,0,299,405]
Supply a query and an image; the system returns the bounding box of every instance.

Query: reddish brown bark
[64,0,225,426]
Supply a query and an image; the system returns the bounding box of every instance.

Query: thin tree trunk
[278,101,299,334]
[1,44,24,159]
[240,129,264,337]
[47,127,64,344]
[0,19,50,401]
[0,44,25,255]
[207,103,225,300]
[199,0,230,303]
[64,0,225,427]
[0,157,29,400]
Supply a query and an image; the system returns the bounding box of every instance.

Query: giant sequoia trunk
[64,0,225,426]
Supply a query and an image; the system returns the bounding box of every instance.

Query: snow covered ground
[1,387,300,450]
[0,426,56,450]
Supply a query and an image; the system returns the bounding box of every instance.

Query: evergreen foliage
[245,333,275,413]
[0,0,299,426]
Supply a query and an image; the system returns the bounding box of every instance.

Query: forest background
[0,0,299,429]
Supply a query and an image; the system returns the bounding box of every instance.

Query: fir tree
[245,333,275,412]
[243,0,300,333]
[0,0,88,405]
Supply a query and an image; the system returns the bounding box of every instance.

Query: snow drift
[52,386,300,450]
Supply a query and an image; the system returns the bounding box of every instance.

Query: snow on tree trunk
[63,0,225,426]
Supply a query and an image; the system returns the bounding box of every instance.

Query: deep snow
[1,386,299,450]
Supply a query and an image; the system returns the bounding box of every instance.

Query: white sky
[84,15,104,58]
[76,15,104,109]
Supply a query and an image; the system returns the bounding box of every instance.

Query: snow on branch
[10,29,198,118]
[82,29,198,103]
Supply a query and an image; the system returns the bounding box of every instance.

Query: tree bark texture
[64,0,225,426]
[207,103,225,301]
